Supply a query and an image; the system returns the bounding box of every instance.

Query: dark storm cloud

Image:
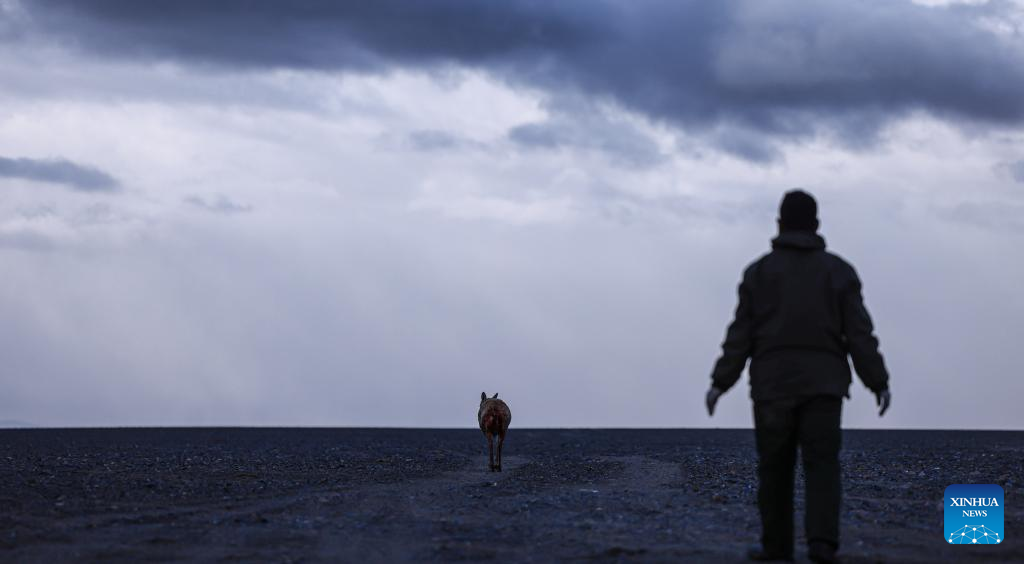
[19,0,1024,158]
[24,0,598,69]
[711,130,784,165]
[0,156,119,192]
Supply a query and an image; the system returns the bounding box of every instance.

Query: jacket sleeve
[840,268,890,392]
[710,267,755,392]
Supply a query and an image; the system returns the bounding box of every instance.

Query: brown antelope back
[478,393,511,435]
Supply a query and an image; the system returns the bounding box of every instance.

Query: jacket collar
[771,230,826,250]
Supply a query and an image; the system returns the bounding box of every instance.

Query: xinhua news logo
[944,484,1004,545]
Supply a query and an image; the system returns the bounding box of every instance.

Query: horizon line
[2,425,1022,432]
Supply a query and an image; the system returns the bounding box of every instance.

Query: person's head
[777,189,819,233]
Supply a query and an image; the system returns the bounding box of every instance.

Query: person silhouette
[705,189,891,564]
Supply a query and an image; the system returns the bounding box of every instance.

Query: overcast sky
[1,0,1022,429]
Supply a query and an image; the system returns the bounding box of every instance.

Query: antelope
[478,392,511,472]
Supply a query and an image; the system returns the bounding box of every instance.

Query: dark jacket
[710,231,889,401]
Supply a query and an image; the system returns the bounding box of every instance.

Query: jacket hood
[772,231,826,250]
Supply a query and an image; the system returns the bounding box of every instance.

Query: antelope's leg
[497,432,505,472]
[487,434,495,471]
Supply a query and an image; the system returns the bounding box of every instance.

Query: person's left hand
[706,386,725,416]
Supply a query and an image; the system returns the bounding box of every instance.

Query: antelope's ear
[492,392,499,398]
[481,392,487,402]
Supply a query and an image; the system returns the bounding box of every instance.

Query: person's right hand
[875,389,891,417]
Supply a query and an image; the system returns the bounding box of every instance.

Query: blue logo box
[944,484,1004,545]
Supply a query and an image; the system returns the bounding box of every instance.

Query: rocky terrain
[1,428,1020,562]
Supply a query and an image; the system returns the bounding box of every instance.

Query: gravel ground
[0,428,1021,563]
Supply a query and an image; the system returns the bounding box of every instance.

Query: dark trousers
[754,395,842,555]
